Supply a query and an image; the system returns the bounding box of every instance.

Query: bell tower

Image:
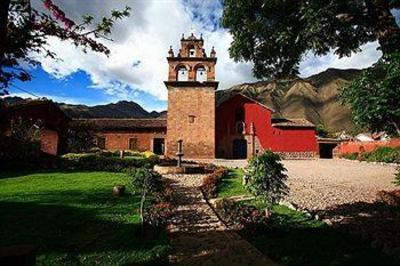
[165,33,218,159]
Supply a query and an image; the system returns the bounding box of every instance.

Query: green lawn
[0,170,169,265]
[217,168,251,198]
[217,169,398,265]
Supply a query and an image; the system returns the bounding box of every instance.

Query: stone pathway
[166,174,276,266]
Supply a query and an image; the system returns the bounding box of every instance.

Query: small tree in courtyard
[246,151,289,217]
[128,167,162,231]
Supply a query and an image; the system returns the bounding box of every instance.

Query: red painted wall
[216,95,318,157]
[333,138,400,156]
[270,127,318,152]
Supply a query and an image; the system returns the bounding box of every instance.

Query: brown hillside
[217,68,362,132]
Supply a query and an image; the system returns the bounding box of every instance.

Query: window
[236,121,245,134]
[188,115,196,123]
[196,67,207,82]
[177,66,188,81]
[235,108,244,122]
[189,45,195,57]
[97,136,106,149]
[129,138,138,151]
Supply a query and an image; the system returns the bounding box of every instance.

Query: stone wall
[166,86,215,159]
[333,138,400,158]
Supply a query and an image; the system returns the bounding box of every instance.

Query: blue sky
[7,0,398,112]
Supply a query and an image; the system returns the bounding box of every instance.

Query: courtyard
[213,158,397,210]
[0,158,399,265]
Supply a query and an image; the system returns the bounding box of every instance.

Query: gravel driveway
[284,159,398,210]
[213,159,398,211]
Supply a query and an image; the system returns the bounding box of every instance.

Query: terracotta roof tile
[74,118,167,131]
[272,118,315,128]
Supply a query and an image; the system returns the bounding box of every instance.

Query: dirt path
[166,174,276,266]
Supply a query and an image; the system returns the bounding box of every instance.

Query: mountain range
[217,68,361,132]
[1,68,361,132]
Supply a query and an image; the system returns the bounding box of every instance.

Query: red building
[216,94,318,159]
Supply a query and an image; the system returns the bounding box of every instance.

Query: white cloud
[32,0,383,104]
[299,42,382,77]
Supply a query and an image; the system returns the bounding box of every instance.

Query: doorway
[153,138,165,155]
[233,139,247,159]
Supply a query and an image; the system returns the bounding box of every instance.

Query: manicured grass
[251,204,398,266]
[217,168,251,198]
[0,170,169,265]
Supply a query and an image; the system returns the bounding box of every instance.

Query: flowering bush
[218,199,268,237]
[200,167,227,198]
[144,202,174,227]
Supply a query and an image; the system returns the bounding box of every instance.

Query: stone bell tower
[165,33,218,159]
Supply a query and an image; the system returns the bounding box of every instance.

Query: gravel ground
[211,159,398,211]
[283,159,398,211]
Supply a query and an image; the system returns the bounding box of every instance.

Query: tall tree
[222,0,400,79]
[340,53,400,135]
[0,0,130,93]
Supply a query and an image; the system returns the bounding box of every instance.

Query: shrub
[200,167,227,198]
[363,146,400,163]
[128,167,163,229]
[395,168,400,187]
[60,153,158,171]
[343,153,359,160]
[246,151,289,215]
[144,202,173,227]
[218,199,268,236]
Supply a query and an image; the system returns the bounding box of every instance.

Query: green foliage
[60,153,158,172]
[343,153,360,161]
[221,0,400,79]
[315,123,330,137]
[217,168,251,198]
[129,167,163,196]
[64,121,96,153]
[128,167,163,227]
[395,168,400,186]
[0,0,131,89]
[0,117,43,162]
[200,167,228,198]
[246,151,289,211]
[340,53,400,135]
[343,147,400,163]
[0,170,169,265]
[362,146,400,163]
